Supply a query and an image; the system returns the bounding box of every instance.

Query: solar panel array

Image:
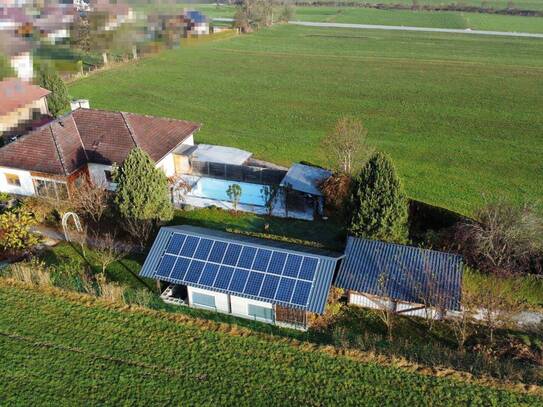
[155,232,320,308]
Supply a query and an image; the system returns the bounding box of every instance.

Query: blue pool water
[188,177,269,206]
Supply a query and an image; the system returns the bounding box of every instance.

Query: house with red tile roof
[0,107,200,199]
[0,78,51,143]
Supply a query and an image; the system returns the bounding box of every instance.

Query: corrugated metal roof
[280,164,331,196]
[335,237,463,311]
[140,225,343,314]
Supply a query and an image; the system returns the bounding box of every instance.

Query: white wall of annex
[188,286,229,313]
[0,167,35,196]
[230,295,273,321]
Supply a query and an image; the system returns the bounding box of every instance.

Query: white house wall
[156,153,175,178]
[349,292,442,319]
[230,295,273,322]
[188,286,229,312]
[0,167,35,195]
[10,52,33,82]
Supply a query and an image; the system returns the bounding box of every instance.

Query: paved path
[289,21,543,38]
[212,18,543,38]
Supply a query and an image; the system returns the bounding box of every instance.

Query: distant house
[0,78,50,143]
[185,10,209,36]
[0,107,200,198]
[140,225,343,330]
[335,237,463,319]
[90,0,134,31]
[35,6,76,44]
[0,6,33,35]
[0,32,33,81]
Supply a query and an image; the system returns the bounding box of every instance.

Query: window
[4,173,21,187]
[104,170,113,183]
[192,292,216,309]
[248,304,274,321]
[33,178,69,201]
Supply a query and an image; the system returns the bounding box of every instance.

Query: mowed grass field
[69,25,543,214]
[189,4,543,33]
[1,285,541,406]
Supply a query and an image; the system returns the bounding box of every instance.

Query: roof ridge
[49,124,68,175]
[69,113,89,163]
[119,111,138,148]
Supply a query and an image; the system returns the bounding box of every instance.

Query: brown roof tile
[0,108,200,175]
[0,78,50,117]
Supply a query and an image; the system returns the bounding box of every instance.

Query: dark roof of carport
[140,225,343,314]
[335,236,463,311]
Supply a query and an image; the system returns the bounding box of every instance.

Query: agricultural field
[69,25,543,215]
[1,284,541,406]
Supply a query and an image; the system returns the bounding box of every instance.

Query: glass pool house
[169,144,331,220]
[140,225,343,330]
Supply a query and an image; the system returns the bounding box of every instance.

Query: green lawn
[69,25,543,215]
[1,284,541,405]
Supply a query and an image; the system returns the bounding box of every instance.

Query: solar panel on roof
[259,274,280,299]
[153,232,325,311]
[223,244,242,266]
[275,277,296,302]
[237,246,257,269]
[180,236,199,257]
[282,254,302,278]
[298,257,318,281]
[291,280,312,306]
[229,268,249,292]
[267,252,287,275]
[170,257,191,280]
[194,238,213,260]
[166,234,186,254]
[208,241,227,263]
[156,254,176,277]
[199,263,220,286]
[184,260,205,283]
[253,249,272,272]
[214,266,234,289]
[244,271,264,296]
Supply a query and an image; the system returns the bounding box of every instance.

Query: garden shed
[335,236,463,319]
[140,225,343,329]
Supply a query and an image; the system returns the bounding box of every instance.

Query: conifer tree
[113,148,173,242]
[349,152,408,243]
[36,63,69,117]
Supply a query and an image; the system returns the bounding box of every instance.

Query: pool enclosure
[140,225,344,330]
[170,144,331,220]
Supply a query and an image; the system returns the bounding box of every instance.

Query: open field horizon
[69,25,543,215]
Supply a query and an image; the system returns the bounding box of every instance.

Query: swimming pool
[188,177,269,207]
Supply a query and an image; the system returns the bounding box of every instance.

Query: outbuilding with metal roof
[335,236,463,319]
[140,225,343,329]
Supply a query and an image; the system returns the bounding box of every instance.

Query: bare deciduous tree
[92,232,129,275]
[71,179,109,223]
[375,272,396,341]
[261,184,279,216]
[321,116,372,175]
[455,200,543,276]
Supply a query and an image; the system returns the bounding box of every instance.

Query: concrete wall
[0,166,35,195]
[10,52,33,82]
[188,286,229,312]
